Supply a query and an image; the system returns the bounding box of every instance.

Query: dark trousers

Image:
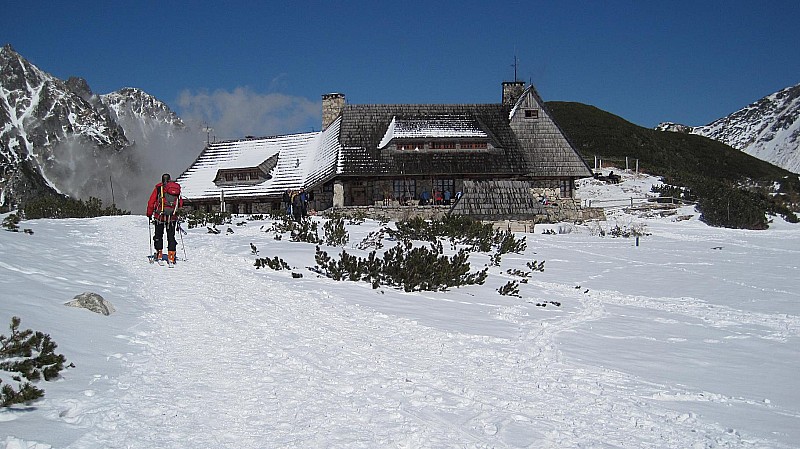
[153,220,177,252]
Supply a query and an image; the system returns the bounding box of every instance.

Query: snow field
[1,177,799,448]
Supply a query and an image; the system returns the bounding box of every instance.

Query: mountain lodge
[177,82,596,222]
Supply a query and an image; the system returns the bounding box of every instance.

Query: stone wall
[319,200,604,226]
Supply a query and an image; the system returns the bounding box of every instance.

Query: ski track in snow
[30,216,792,448]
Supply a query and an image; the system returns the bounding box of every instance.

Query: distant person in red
[146,173,183,264]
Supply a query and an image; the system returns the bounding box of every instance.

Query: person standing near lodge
[299,187,309,218]
[282,189,292,216]
[146,173,183,264]
[291,190,303,222]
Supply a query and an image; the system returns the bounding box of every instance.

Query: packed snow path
[4,214,798,448]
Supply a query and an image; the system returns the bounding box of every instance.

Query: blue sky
[4,0,799,138]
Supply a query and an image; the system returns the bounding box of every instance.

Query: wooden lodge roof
[177,84,592,202]
[337,86,592,179]
[177,118,341,201]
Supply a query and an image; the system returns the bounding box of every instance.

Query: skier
[147,173,183,264]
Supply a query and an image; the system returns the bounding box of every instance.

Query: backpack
[157,181,182,217]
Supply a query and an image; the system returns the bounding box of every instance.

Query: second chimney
[502,81,525,106]
[322,93,346,130]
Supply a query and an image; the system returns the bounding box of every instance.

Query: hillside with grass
[547,101,800,229]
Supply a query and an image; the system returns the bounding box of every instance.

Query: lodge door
[352,186,367,206]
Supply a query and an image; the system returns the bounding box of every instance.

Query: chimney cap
[322,92,345,98]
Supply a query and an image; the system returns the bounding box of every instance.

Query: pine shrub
[314,242,488,292]
[2,214,20,232]
[22,195,127,219]
[254,256,291,270]
[323,217,349,247]
[290,220,322,244]
[185,210,231,229]
[0,317,69,407]
[497,280,520,297]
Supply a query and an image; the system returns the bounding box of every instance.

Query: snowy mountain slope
[658,83,800,173]
[1,173,799,448]
[100,87,185,142]
[0,45,199,212]
[0,45,128,206]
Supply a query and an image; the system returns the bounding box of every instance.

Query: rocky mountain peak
[657,83,800,174]
[66,77,94,102]
[1,46,197,212]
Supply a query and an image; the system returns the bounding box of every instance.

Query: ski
[147,254,175,266]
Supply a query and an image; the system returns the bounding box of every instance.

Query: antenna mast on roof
[203,122,213,145]
[511,54,519,82]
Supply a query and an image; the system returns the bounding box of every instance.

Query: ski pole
[148,216,153,256]
[178,221,188,261]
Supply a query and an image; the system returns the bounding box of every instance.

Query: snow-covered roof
[178,117,341,200]
[378,115,488,149]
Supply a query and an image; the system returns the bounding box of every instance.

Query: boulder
[64,292,115,316]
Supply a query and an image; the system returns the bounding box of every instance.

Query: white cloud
[176,87,320,140]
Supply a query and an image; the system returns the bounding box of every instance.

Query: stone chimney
[322,93,346,130]
[502,81,525,106]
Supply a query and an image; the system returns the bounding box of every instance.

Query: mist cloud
[177,87,320,140]
[43,87,320,214]
[48,120,206,214]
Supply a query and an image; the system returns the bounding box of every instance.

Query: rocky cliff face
[0,44,201,211]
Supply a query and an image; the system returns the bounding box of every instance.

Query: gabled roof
[338,104,527,176]
[335,88,592,178]
[508,86,593,178]
[178,117,341,201]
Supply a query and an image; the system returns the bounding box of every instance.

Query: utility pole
[109,175,115,211]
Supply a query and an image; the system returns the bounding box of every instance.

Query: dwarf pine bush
[22,195,127,219]
[0,317,69,407]
[323,217,349,247]
[2,214,20,232]
[314,242,488,292]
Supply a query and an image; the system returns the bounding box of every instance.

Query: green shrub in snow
[1,317,70,407]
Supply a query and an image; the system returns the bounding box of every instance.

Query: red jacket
[146,181,183,220]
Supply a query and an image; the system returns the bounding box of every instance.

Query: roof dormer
[378,115,496,152]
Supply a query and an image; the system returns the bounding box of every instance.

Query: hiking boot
[168,251,176,264]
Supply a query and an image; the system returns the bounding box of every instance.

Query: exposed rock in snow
[64,292,115,316]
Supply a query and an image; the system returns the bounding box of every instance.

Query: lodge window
[524,109,539,119]
[393,179,416,200]
[560,179,571,198]
[323,181,334,193]
[225,173,234,181]
[430,141,456,150]
[249,171,260,180]
[399,141,424,151]
[461,142,487,149]
[237,172,248,180]
[433,179,455,195]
